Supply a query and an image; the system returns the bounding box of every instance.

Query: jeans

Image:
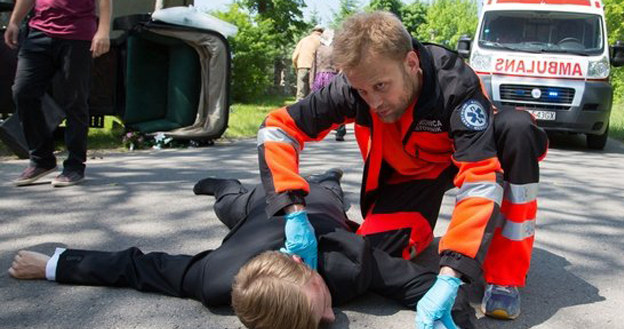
[12,28,92,173]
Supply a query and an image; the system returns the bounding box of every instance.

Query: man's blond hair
[333,11,413,71]
[231,251,317,329]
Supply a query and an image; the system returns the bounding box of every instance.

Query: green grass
[225,95,296,138]
[87,116,125,150]
[610,102,624,142]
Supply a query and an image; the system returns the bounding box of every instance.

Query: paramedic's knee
[494,109,548,158]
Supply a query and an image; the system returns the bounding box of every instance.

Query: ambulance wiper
[538,48,590,56]
[481,41,524,52]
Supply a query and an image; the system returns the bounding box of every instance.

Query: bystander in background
[310,28,345,141]
[292,25,323,100]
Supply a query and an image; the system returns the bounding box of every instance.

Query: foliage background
[604,0,624,102]
[211,0,622,104]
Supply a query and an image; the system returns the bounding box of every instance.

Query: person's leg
[304,168,345,204]
[335,124,346,141]
[481,109,548,319]
[52,38,92,184]
[295,68,310,100]
[12,30,58,174]
[194,178,251,230]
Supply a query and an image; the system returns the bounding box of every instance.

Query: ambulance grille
[501,102,571,111]
[500,85,575,104]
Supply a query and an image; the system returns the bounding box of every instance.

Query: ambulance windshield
[479,11,603,55]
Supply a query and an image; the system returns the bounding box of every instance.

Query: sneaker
[51,171,85,187]
[481,284,521,320]
[193,178,240,196]
[14,166,57,186]
[305,168,344,184]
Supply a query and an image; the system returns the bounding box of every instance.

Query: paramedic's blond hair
[231,251,317,329]
[333,11,413,71]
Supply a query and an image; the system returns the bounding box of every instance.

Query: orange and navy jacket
[257,39,504,282]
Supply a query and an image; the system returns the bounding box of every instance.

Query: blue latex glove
[416,275,462,329]
[280,210,318,270]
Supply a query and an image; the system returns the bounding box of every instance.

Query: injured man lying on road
[9,170,476,329]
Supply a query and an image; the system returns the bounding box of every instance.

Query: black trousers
[12,28,91,173]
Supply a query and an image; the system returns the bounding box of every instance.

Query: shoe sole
[481,306,520,320]
[51,177,85,187]
[14,167,57,186]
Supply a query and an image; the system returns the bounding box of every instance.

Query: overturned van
[457,0,624,149]
[114,7,236,140]
[0,6,235,157]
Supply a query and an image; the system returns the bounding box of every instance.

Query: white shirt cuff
[45,247,67,281]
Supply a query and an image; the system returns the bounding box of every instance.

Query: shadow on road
[475,247,605,328]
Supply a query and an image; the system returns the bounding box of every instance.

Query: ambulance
[457,0,624,149]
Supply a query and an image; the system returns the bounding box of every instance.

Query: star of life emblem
[460,100,488,131]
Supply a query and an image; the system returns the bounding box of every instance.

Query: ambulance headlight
[470,51,492,72]
[587,57,610,79]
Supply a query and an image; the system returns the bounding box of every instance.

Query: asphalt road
[1,130,623,329]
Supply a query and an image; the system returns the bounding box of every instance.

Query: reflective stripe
[501,218,536,241]
[456,181,503,206]
[504,182,539,204]
[257,127,301,150]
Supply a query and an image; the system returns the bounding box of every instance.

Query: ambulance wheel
[586,124,609,150]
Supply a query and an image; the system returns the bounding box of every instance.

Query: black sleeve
[318,230,374,306]
[367,249,478,329]
[368,248,437,308]
[56,248,195,298]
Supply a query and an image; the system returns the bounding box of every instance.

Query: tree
[604,0,624,102]
[307,6,322,28]
[401,1,429,38]
[331,0,361,29]
[604,0,624,43]
[367,0,403,17]
[415,0,478,48]
[210,1,318,101]
[242,0,308,45]
[213,4,278,101]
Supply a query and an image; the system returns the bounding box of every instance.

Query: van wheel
[586,124,609,150]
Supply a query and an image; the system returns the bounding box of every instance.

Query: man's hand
[4,22,20,49]
[280,210,318,270]
[416,275,462,329]
[90,30,110,58]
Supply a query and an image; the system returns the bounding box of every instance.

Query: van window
[479,11,603,55]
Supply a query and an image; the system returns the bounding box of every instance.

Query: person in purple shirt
[5,0,112,187]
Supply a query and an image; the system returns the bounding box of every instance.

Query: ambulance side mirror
[611,40,624,67]
[457,35,472,59]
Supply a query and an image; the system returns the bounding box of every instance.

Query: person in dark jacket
[257,11,548,326]
[8,171,476,329]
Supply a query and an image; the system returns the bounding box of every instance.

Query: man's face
[345,50,422,123]
[302,270,335,324]
[293,255,334,324]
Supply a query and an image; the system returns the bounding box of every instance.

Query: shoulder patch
[460,100,488,131]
